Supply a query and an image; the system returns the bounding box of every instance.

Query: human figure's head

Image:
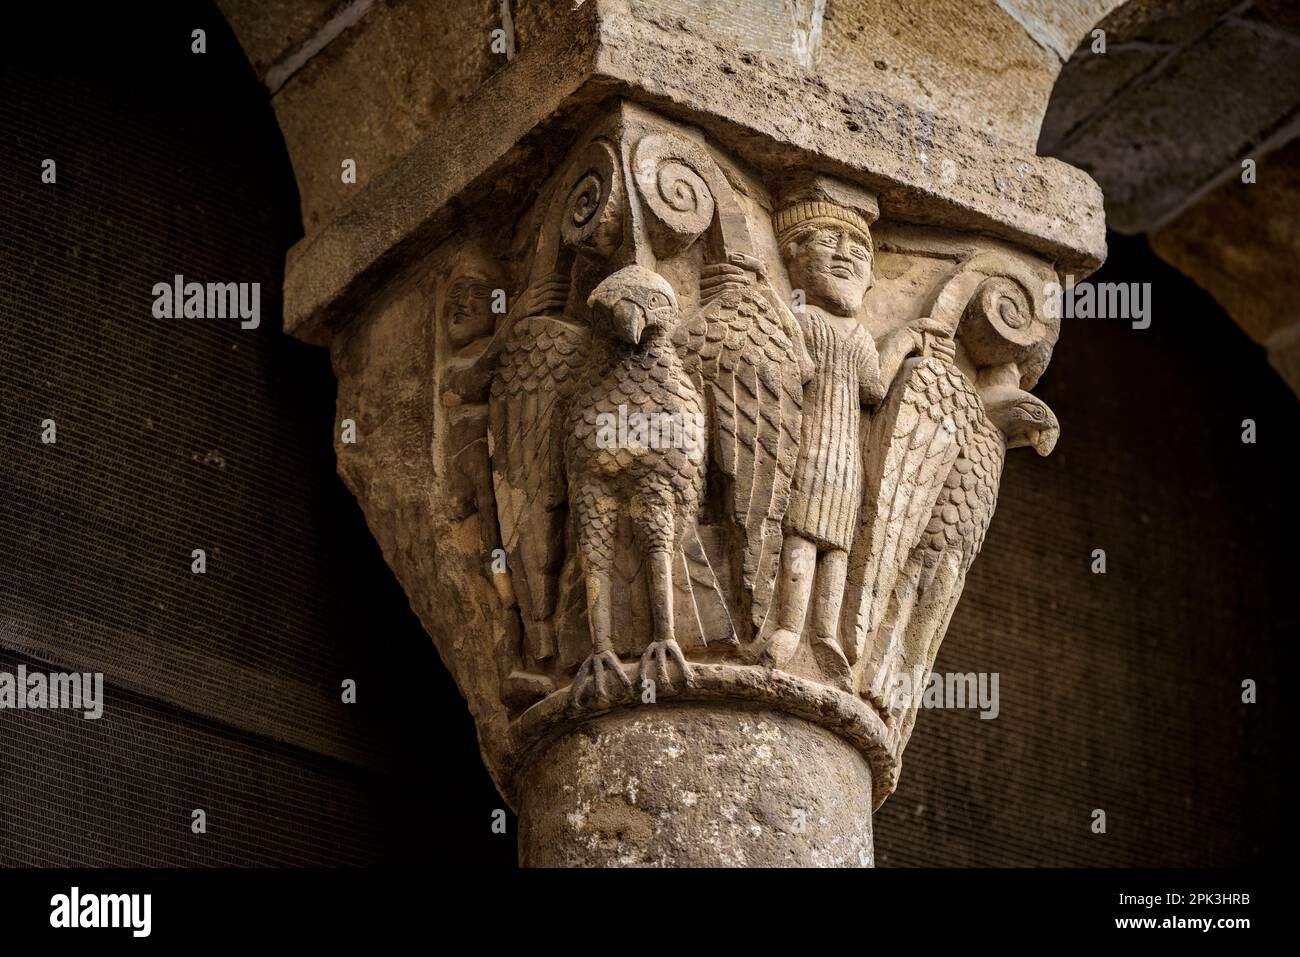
[774,178,879,318]
[442,244,506,348]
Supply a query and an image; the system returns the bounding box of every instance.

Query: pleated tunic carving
[785,310,881,552]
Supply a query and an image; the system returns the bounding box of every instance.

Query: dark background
[0,2,513,867]
[0,2,1287,867]
[875,234,1289,865]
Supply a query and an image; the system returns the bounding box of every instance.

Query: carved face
[587,264,679,346]
[443,260,501,348]
[783,221,873,316]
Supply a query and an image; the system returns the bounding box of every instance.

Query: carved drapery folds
[422,101,1061,809]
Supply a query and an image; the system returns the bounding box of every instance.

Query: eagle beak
[1023,397,1060,456]
[610,299,646,345]
[984,385,1059,457]
[1028,425,1059,457]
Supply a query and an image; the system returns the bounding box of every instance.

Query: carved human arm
[865,317,956,406]
[441,348,490,407]
[698,253,766,304]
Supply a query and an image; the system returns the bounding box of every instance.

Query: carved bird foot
[638,638,693,696]
[570,650,631,709]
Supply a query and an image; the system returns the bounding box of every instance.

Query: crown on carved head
[773,175,879,245]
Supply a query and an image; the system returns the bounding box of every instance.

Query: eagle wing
[488,311,589,588]
[883,407,1006,741]
[916,412,1005,594]
[673,284,805,637]
[843,356,982,664]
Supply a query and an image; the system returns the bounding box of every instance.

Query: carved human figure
[439,245,513,602]
[763,181,949,684]
[440,248,569,695]
[441,258,569,406]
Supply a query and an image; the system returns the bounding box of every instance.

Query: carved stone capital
[286,12,1100,864]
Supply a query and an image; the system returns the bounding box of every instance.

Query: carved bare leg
[638,549,692,694]
[809,547,852,689]
[470,442,515,607]
[758,533,816,666]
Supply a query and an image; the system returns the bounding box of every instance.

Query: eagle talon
[570,650,631,708]
[638,638,693,695]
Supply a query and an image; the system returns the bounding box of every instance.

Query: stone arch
[1039,0,1300,393]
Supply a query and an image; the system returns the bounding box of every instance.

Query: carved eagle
[844,354,1058,724]
[488,262,806,704]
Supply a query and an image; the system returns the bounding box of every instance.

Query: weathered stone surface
[1101,0,1239,45]
[1043,1,1285,161]
[329,260,520,782]
[515,0,584,50]
[1150,136,1300,347]
[517,703,874,866]
[272,0,504,231]
[1038,44,1164,153]
[993,0,1122,60]
[1039,0,1300,386]
[630,0,825,63]
[815,0,1062,149]
[1049,18,1300,232]
[283,0,1106,343]
[216,0,344,81]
